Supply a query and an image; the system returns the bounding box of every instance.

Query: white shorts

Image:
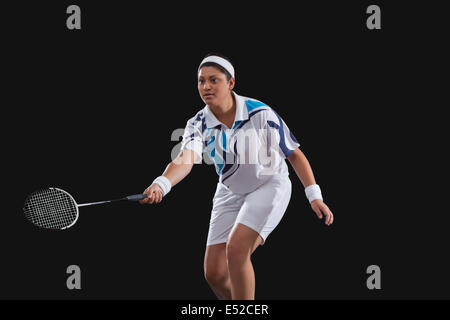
[206,174,292,246]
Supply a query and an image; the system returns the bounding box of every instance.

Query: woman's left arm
[287,148,334,226]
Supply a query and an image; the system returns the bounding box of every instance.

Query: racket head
[23,187,79,230]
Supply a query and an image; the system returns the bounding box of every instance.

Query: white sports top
[181,91,300,194]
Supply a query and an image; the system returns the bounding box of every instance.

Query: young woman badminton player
[140,53,334,300]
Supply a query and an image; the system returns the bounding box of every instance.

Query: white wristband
[152,176,172,197]
[305,184,323,204]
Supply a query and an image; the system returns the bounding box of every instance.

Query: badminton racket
[23,187,147,230]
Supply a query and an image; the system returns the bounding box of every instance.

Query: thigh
[236,176,292,244]
[207,183,245,246]
[228,223,264,256]
[204,243,228,274]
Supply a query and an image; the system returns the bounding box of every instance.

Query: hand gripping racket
[23,187,147,230]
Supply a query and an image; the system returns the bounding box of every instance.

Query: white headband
[198,55,235,79]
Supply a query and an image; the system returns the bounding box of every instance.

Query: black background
[1,1,448,301]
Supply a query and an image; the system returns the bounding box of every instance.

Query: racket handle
[126,194,147,201]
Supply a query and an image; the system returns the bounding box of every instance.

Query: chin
[204,97,216,105]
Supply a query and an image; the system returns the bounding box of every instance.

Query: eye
[199,79,205,84]
[211,78,217,83]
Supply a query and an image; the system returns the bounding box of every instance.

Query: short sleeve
[265,109,300,159]
[180,116,204,162]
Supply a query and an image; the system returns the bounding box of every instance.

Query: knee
[226,241,250,267]
[204,265,228,287]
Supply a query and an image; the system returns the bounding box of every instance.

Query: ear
[228,77,235,90]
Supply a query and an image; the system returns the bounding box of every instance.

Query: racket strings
[23,188,77,229]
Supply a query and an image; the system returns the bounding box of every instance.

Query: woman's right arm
[140,149,198,204]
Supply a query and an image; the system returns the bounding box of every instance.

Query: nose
[203,81,211,91]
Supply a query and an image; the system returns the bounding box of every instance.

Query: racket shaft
[77,194,146,207]
[78,200,113,207]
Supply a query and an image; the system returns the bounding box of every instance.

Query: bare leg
[204,243,232,300]
[226,223,263,300]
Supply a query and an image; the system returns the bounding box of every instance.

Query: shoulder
[237,93,269,112]
[239,95,277,122]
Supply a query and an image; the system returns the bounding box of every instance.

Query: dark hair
[199,52,234,81]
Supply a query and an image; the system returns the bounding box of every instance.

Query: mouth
[203,93,214,99]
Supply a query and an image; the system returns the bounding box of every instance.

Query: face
[198,66,235,106]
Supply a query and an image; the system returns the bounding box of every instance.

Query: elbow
[186,162,194,174]
[287,148,302,162]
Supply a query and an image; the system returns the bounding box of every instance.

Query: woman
[140,53,334,300]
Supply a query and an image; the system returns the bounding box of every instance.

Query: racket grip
[126,194,147,201]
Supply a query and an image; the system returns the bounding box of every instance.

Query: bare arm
[287,148,334,226]
[162,149,197,187]
[287,148,316,188]
[140,149,197,204]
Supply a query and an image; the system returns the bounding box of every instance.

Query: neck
[209,92,235,117]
